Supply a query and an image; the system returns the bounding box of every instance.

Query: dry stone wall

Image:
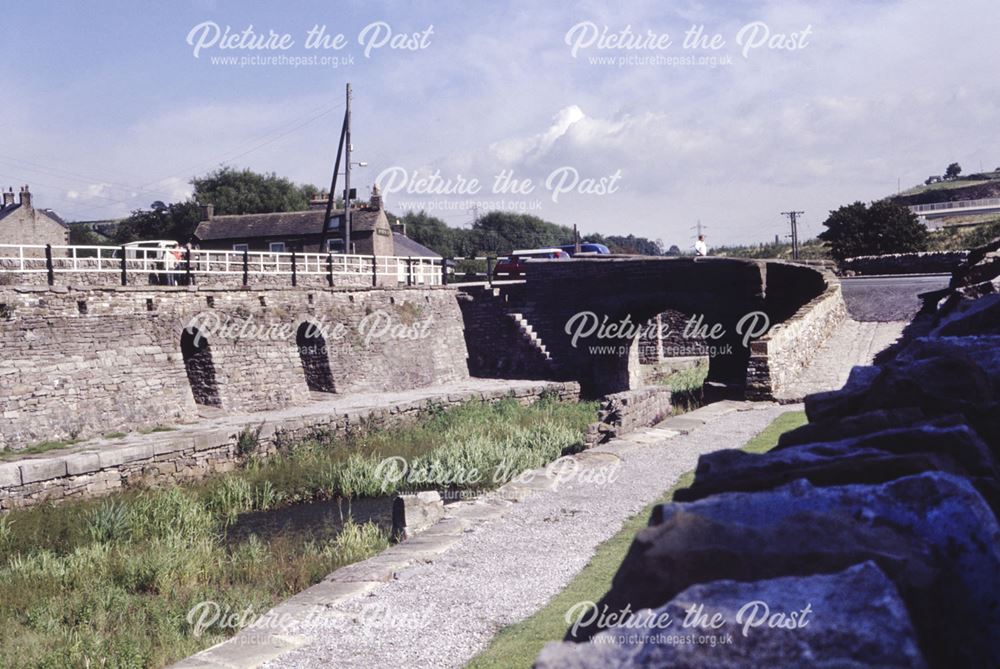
[840,251,968,276]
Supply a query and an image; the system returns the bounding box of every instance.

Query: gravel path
[775,319,904,401]
[259,402,799,669]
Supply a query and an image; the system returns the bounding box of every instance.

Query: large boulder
[806,339,999,426]
[578,474,1000,669]
[675,423,999,504]
[804,365,881,422]
[776,406,926,449]
[536,562,926,669]
[931,293,1000,337]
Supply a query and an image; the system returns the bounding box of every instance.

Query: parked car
[557,242,611,256]
[493,248,570,279]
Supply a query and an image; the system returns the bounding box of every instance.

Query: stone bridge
[0,257,844,451]
[458,256,846,398]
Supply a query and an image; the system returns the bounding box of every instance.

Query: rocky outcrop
[536,562,926,669]
[537,236,1000,669]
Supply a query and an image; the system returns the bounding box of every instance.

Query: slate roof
[0,203,69,228]
[193,207,386,241]
[0,203,20,221]
[392,232,441,258]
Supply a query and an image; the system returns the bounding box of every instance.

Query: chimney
[18,185,32,209]
[2,187,13,206]
[391,218,406,236]
[370,184,382,210]
[200,203,214,221]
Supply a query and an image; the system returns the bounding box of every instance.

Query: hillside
[891,170,1000,206]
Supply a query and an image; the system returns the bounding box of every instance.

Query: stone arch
[181,327,221,407]
[296,321,336,393]
[512,258,828,398]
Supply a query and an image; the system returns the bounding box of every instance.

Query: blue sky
[1,0,998,246]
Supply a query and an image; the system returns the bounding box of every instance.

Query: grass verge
[466,409,807,669]
[0,395,596,668]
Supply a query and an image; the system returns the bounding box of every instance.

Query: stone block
[588,473,999,668]
[0,463,22,488]
[537,562,926,669]
[677,423,998,503]
[19,458,68,484]
[64,452,102,475]
[118,444,154,464]
[392,490,445,540]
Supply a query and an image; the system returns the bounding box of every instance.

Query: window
[232,244,248,252]
[326,239,344,253]
[269,242,286,253]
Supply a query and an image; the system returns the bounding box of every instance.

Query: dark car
[557,242,611,256]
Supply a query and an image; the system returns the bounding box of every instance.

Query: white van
[122,240,179,261]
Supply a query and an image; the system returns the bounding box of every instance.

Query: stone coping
[0,379,580,498]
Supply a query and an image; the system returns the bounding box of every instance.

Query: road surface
[839,274,950,322]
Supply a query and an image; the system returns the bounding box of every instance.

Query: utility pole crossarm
[781,210,805,260]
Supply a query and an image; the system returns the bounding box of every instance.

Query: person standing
[694,234,708,257]
[162,244,178,286]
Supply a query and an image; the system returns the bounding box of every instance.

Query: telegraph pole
[781,210,804,260]
[319,107,348,254]
[343,83,353,254]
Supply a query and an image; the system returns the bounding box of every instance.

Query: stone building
[192,185,437,258]
[0,185,70,256]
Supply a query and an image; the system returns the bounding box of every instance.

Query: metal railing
[0,243,446,288]
[909,197,1000,214]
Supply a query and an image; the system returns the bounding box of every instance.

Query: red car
[493,248,570,279]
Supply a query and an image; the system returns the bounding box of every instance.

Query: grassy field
[466,410,808,669]
[0,396,597,668]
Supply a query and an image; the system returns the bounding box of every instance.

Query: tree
[68,225,107,246]
[192,166,318,215]
[945,162,962,180]
[396,210,463,257]
[665,244,682,256]
[819,200,928,261]
[113,200,202,244]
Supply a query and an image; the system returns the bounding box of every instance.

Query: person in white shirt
[694,235,708,257]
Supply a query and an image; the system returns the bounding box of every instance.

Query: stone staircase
[507,310,554,367]
[456,285,559,379]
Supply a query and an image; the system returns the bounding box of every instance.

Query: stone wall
[746,274,848,400]
[0,382,580,510]
[0,284,470,450]
[591,386,673,443]
[639,310,710,362]
[840,251,968,276]
[455,284,552,379]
